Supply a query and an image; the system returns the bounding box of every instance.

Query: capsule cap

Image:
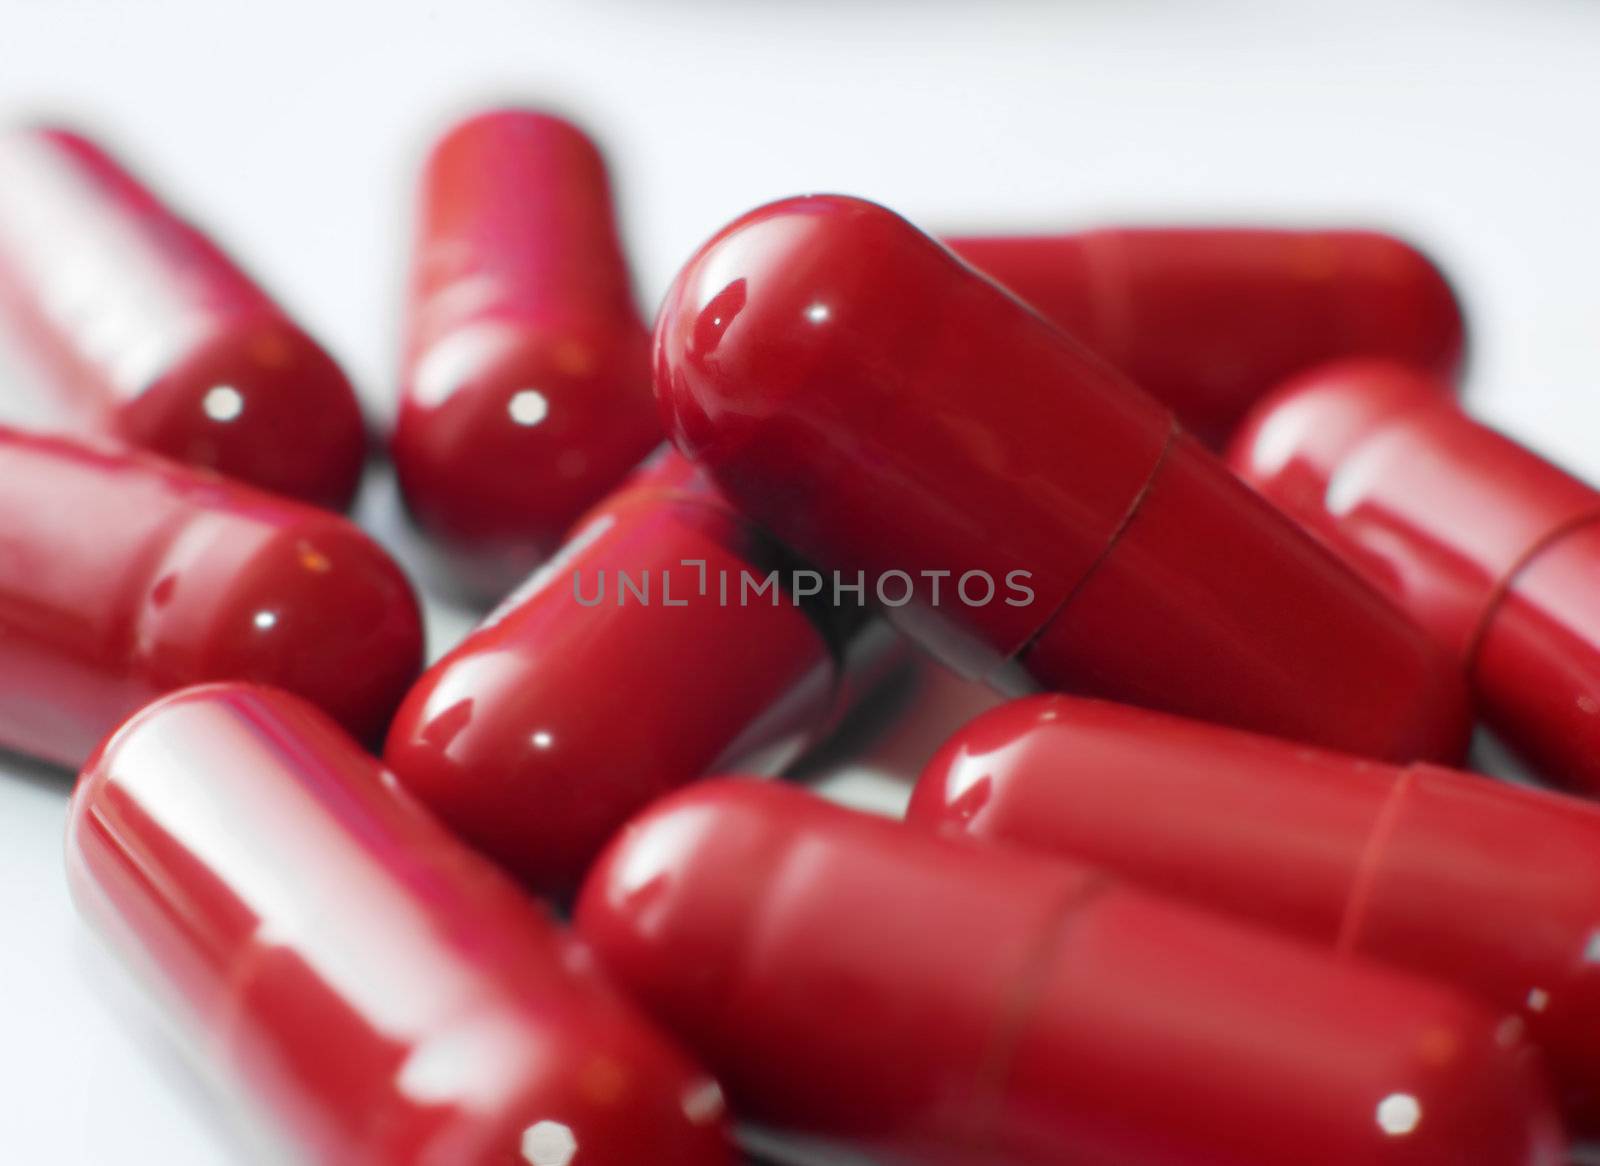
[654,194,1172,677]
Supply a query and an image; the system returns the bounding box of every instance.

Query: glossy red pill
[68,684,733,1166]
[0,127,366,509]
[578,779,1562,1166]
[910,693,1600,1128]
[385,446,891,896]
[655,194,1469,763]
[393,109,660,599]
[1229,358,1600,793]
[946,228,1464,448]
[0,427,421,764]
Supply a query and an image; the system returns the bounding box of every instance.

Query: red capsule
[578,779,1562,1166]
[68,684,733,1166]
[0,127,366,509]
[654,194,1469,763]
[0,427,421,764]
[946,228,1464,448]
[385,446,891,896]
[910,693,1600,1128]
[1228,358,1600,792]
[947,227,1465,444]
[393,109,660,599]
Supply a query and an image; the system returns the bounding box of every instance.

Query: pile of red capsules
[2,107,1595,1165]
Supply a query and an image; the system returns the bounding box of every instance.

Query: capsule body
[579,779,1560,1166]
[0,427,421,763]
[385,446,888,896]
[67,684,732,1165]
[947,228,1464,447]
[910,693,1600,1127]
[1229,358,1600,791]
[393,109,660,598]
[0,127,366,509]
[655,195,1469,763]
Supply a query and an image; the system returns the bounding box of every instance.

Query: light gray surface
[1,1,1598,1161]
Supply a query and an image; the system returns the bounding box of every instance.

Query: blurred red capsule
[948,228,1464,447]
[68,684,734,1166]
[0,427,421,763]
[578,779,1562,1166]
[1230,358,1600,792]
[0,127,367,509]
[910,693,1600,1128]
[385,446,894,897]
[392,109,660,599]
[653,194,1469,763]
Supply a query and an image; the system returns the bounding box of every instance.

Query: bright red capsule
[68,684,733,1166]
[0,127,366,509]
[392,109,660,599]
[946,228,1465,448]
[1229,358,1600,793]
[654,194,1469,763]
[578,779,1562,1166]
[385,446,892,896]
[0,427,421,764]
[910,693,1600,1129]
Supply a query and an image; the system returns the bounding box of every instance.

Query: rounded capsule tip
[122,319,368,511]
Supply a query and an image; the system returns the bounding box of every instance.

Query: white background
[1,1,1598,1162]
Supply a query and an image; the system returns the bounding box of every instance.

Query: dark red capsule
[384,446,892,896]
[0,427,421,764]
[947,228,1464,447]
[1229,358,1600,792]
[910,692,1600,1128]
[578,779,1562,1166]
[653,194,1469,763]
[67,684,734,1165]
[0,127,366,509]
[392,109,660,599]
